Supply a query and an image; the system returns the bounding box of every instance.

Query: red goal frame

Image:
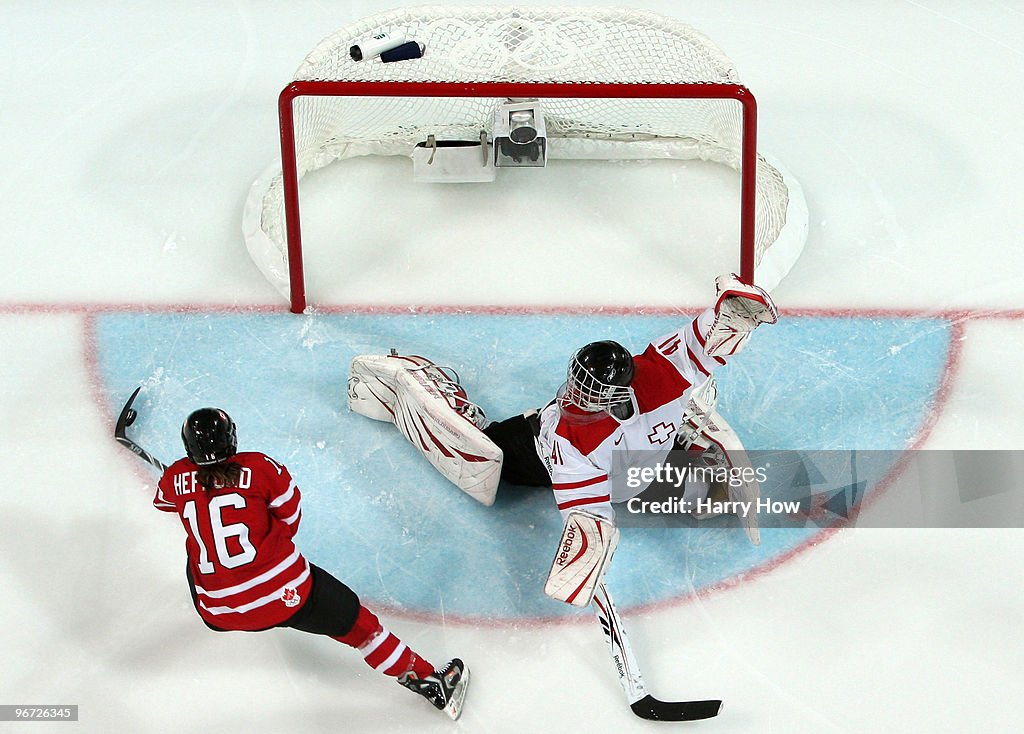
[277,80,758,313]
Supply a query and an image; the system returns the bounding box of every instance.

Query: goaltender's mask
[560,341,638,422]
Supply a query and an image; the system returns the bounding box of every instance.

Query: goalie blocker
[678,376,762,546]
[544,510,619,607]
[348,352,502,506]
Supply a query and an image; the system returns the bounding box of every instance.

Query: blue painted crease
[96,312,951,619]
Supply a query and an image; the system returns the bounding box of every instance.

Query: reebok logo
[556,525,578,566]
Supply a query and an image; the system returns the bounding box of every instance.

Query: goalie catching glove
[704,273,778,358]
[544,510,619,607]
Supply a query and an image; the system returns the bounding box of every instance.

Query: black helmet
[563,340,635,413]
[181,408,237,466]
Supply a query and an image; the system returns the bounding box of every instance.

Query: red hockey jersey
[155,451,311,631]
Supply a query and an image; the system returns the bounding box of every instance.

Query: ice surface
[1,3,1022,732]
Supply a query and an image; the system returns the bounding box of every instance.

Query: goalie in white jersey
[348,274,777,606]
[487,336,719,520]
[483,275,775,521]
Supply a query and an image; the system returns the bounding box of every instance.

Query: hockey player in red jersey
[155,408,469,719]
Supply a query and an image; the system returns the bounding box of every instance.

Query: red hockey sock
[333,606,434,678]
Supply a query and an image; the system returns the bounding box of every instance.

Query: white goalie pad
[679,388,762,545]
[705,273,779,358]
[348,353,502,506]
[544,510,619,607]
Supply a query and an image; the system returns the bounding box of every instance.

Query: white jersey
[535,307,726,521]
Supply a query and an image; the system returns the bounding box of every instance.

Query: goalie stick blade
[630,695,723,722]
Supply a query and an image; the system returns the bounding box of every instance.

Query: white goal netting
[242,6,807,307]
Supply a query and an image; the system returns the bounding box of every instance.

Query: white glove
[704,274,778,358]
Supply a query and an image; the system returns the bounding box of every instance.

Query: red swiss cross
[647,421,676,445]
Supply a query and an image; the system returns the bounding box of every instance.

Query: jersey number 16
[182,494,257,574]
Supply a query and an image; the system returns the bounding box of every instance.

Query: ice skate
[397,658,470,720]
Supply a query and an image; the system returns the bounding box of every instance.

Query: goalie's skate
[348,352,502,505]
[398,658,470,720]
[348,352,488,427]
[405,359,489,430]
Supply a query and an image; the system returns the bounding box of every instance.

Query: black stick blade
[115,386,142,439]
[113,386,168,473]
[631,695,723,722]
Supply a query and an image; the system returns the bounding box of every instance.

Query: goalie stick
[592,583,722,722]
[114,386,167,473]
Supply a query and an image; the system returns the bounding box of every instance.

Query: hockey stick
[592,583,722,722]
[114,386,167,473]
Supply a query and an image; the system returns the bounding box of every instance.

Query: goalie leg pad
[348,354,407,423]
[349,353,487,425]
[544,510,619,607]
[348,353,502,506]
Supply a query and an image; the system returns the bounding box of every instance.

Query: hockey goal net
[243,6,807,313]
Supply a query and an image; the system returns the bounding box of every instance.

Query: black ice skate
[398,658,470,720]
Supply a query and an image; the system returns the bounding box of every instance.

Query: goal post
[243,6,808,313]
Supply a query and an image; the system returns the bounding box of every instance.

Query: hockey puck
[125,409,137,426]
